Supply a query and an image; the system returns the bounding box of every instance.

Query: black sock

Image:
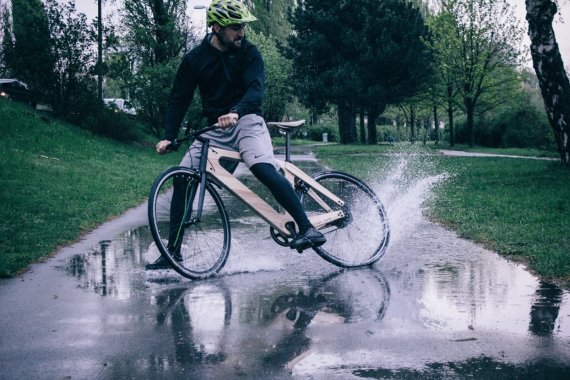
[250,163,312,233]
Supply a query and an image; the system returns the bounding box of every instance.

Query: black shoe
[290,227,326,251]
[145,254,181,270]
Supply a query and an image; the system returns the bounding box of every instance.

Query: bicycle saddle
[267,120,305,131]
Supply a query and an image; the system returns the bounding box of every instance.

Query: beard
[220,31,243,51]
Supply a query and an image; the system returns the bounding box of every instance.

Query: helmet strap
[211,24,229,51]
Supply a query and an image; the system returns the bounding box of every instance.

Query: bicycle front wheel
[298,171,389,267]
[148,166,231,279]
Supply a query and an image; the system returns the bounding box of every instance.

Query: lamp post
[193,4,208,35]
[97,0,103,101]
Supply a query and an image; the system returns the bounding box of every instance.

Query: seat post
[285,130,292,163]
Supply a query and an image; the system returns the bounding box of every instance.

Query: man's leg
[237,115,326,250]
[146,144,201,270]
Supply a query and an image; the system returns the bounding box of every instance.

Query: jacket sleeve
[164,54,197,141]
[232,46,264,118]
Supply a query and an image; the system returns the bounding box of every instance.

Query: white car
[103,98,137,115]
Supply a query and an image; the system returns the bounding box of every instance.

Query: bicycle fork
[183,138,210,226]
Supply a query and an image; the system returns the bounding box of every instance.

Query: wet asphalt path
[1,148,569,379]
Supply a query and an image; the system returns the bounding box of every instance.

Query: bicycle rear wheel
[297,171,389,267]
[148,166,231,279]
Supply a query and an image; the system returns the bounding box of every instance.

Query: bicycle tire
[297,171,389,267]
[148,166,231,279]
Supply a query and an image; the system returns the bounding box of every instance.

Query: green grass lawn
[314,143,570,285]
[0,100,179,277]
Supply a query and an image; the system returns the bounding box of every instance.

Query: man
[147,0,325,270]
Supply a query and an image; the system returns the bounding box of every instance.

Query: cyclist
[147,0,325,270]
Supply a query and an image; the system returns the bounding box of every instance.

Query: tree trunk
[367,107,378,144]
[526,0,570,166]
[409,108,416,142]
[433,105,439,145]
[360,110,366,144]
[338,102,357,144]
[446,83,455,147]
[466,100,475,147]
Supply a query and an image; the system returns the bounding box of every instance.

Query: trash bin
[322,133,328,142]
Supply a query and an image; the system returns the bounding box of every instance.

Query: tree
[287,0,433,144]
[250,0,294,42]
[358,0,434,144]
[116,0,192,135]
[45,0,95,117]
[425,8,461,145]
[525,0,570,166]
[428,0,523,147]
[1,5,12,77]
[248,30,292,123]
[2,0,55,103]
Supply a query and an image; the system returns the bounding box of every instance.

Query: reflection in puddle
[529,281,564,336]
[65,227,162,299]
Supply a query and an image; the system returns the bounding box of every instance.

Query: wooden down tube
[204,145,346,237]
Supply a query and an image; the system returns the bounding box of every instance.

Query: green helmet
[207,0,257,27]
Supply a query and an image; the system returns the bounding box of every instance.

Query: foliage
[131,61,179,137]
[113,0,194,135]
[287,0,433,144]
[1,0,102,120]
[306,123,337,142]
[45,0,97,116]
[121,0,190,66]
[249,0,294,42]
[425,0,524,147]
[1,0,55,103]
[247,29,292,122]
[452,74,556,150]
[79,102,141,142]
[454,106,555,150]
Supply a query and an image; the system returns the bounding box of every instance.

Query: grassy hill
[0,99,179,277]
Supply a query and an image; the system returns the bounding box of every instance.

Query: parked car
[103,98,137,115]
[0,79,36,108]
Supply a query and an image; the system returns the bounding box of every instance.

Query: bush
[81,107,140,142]
[454,106,555,150]
[377,124,407,143]
[306,123,338,142]
[68,98,140,142]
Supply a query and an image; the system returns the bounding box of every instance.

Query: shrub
[377,124,407,143]
[454,106,555,150]
[306,123,338,142]
[73,99,140,142]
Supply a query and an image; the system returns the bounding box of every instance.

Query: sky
[74,0,570,67]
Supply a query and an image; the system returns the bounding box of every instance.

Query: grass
[0,99,179,277]
[313,142,570,285]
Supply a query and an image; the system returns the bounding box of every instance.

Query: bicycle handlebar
[167,124,219,151]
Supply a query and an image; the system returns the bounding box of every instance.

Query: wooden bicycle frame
[201,144,346,237]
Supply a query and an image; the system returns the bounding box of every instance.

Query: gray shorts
[180,114,277,170]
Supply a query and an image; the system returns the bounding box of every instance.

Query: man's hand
[217,112,239,129]
[156,140,172,155]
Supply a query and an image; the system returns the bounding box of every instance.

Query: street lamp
[193,5,208,35]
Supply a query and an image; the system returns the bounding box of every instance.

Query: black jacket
[163,35,265,141]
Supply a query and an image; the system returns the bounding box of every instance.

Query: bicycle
[147,120,390,280]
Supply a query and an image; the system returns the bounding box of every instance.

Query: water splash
[369,149,449,247]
